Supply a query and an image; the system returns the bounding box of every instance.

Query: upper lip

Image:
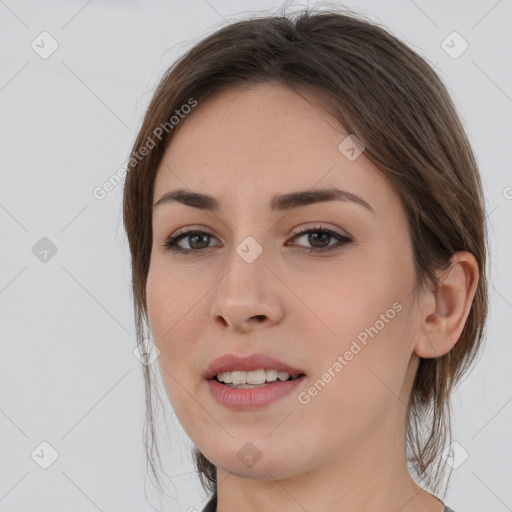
[204,353,306,380]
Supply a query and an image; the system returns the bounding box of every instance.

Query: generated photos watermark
[92,97,197,200]
[297,301,403,405]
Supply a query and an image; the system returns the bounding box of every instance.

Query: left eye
[291,227,352,253]
[163,225,352,254]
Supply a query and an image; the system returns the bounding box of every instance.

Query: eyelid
[170,224,211,238]
[291,222,351,239]
[168,222,350,240]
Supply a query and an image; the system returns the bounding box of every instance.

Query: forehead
[153,83,399,217]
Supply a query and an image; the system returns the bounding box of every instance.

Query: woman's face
[146,83,424,481]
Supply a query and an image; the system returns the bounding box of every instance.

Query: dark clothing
[201,492,217,512]
[201,492,456,511]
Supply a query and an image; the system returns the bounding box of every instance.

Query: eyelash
[162,224,352,255]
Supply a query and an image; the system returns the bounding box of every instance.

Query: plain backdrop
[0,0,511,511]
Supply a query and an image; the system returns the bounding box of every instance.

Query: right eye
[163,229,220,253]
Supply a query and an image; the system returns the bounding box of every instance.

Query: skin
[146,83,479,512]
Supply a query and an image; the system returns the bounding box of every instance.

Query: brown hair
[122,4,488,502]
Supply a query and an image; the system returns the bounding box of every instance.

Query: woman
[123,7,487,512]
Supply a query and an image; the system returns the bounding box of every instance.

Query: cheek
[146,268,169,338]
[299,311,411,440]
[146,261,205,383]
[307,263,395,341]
[303,262,412,400]
[146,263,188,362]
[146,256,190,331]
[146,268,199,416]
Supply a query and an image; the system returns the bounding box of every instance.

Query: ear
[414,251,480,358]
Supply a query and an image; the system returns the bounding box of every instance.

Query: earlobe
[414,251,479,359]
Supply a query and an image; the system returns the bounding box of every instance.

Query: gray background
[0,0,511,511]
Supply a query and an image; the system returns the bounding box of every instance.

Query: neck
[215,459,443,512]
[214,396,443,512]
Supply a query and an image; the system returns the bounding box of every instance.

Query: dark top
[200,492,456,511]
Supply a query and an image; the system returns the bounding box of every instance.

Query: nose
[208,248,284,333]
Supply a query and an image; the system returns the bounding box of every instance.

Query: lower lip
[207,376,306,410]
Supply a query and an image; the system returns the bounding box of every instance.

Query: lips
[204,353,306,380]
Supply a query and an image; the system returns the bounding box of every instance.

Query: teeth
[216,369,295,385]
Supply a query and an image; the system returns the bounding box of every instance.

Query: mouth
[206,361,307,409]
[204,353,306,389]
[213,369,306,388]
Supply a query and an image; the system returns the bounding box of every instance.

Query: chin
[211,447,303,481]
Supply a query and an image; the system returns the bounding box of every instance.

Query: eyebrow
[153,187,374,214]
